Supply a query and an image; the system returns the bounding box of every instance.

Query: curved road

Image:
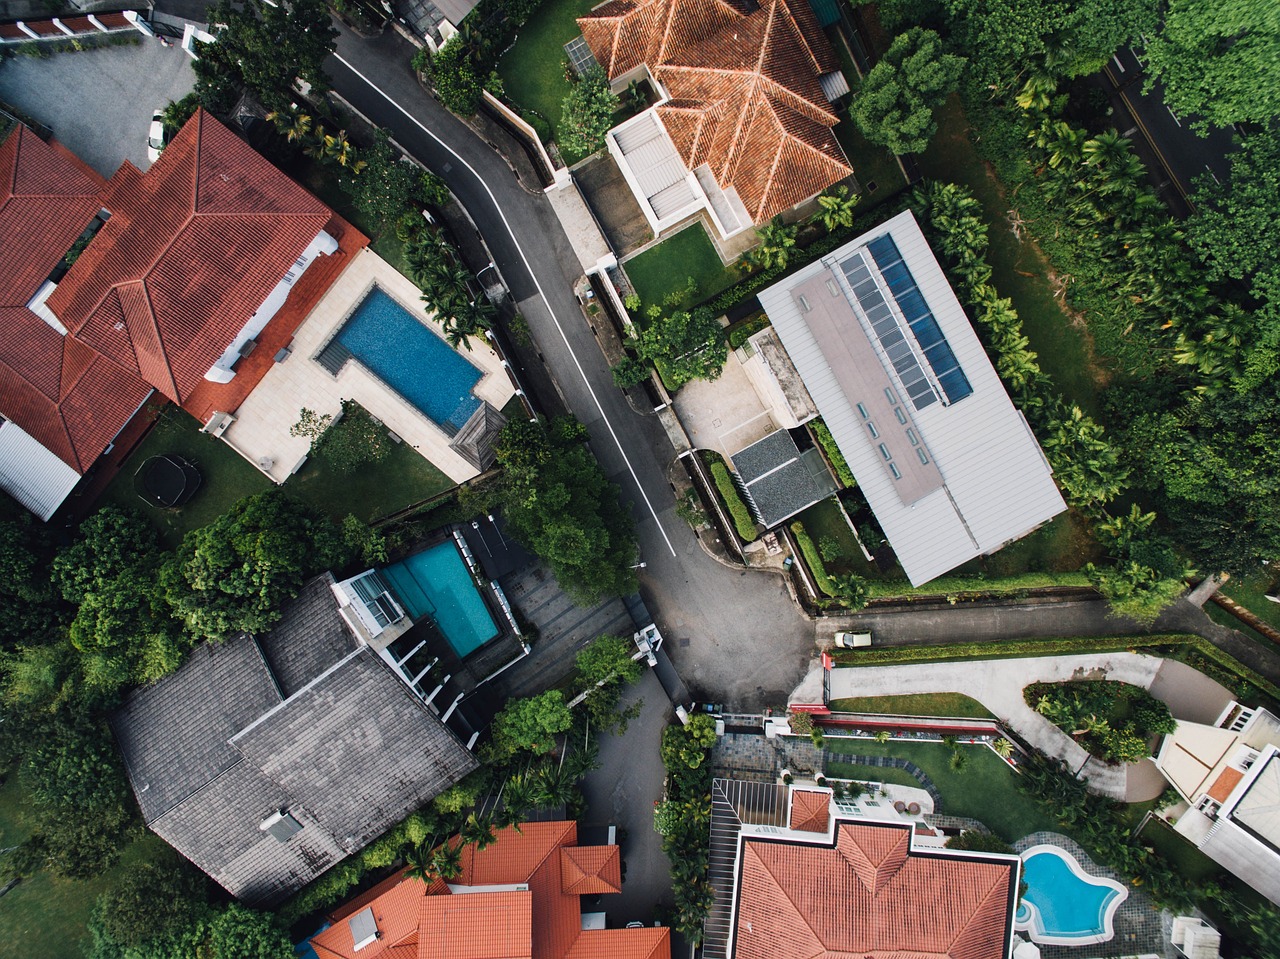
[327,27,816,709]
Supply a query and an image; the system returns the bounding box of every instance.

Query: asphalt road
[327,26,818,710]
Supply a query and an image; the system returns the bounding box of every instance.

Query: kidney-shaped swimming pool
[1015,844,1128,946]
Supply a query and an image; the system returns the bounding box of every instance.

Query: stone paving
[1014,832,1166,959]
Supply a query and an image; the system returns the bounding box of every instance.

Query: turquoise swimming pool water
[336,286,482,433]
[1021,850,1122,940]
[382,541,498,657]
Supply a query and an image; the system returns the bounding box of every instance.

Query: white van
[834,631,872,648]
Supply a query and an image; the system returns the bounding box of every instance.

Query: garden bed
[827,693,995,719]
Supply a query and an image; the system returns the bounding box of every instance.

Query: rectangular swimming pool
[335,286,482,433]
[382,540,499,658]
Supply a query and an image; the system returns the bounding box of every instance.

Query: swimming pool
[382,540,498,658]
[335,286,482,433]
[1015,844,1127,946]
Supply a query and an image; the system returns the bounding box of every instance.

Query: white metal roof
[758,209,1066,585]
[0,419,82,520]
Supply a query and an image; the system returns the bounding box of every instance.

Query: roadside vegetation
[827,693,994,718]
[1024,680,1176,763]
[654,716,717,944]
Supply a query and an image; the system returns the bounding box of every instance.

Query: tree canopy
[559,67,620,157]
[490,690,573,756]
[1143,0,1280,129]
[850,28,965,155]
[193,0,337,112]
[486,417,638,605]
[618,307,728,390]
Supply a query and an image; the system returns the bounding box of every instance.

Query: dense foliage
[488,689,573,757]
[484,417,638,605]
[655,716,717,943]
[851,28,965,154]
[791,521,869,610]
[573,635,644,733]
[1024,680,1175,763]
[291,400,395,475]
[192,0,337,112]
[405,226,496,348]
[615,306,728,390]
[709,460,758,543]
[341,130,449,235]
[558,67,619,156]
[429,0,547,115]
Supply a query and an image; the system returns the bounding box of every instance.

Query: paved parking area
[0,37,195,176]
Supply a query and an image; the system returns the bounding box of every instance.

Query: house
[111,574,479,905]
[701,780,1020,959]
[309,819,671,959]
[0,110,364,518]
[577,0,852,239]
[1153,701,1280,906]
[755,209,1066,585]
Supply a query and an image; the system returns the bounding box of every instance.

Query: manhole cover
[679,638,690,648]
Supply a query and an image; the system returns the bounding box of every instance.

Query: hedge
[866,571,1091,599]
[791,521,840,597]
[710,461,758,542]
[810,419,854,488]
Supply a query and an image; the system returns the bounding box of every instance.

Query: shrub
[811,419,855,487]
[710,461,758,542]
[791,522,839,597]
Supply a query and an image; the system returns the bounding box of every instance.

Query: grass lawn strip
[827,693,994,719]
[287,437,455,525]
[623,224,738,315]
[825,738,1057,842]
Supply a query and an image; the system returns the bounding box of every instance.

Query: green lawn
[287,439,456,524]
[0,773,169,959]
[827,693,995,719]
[796,497,864,576]
[496,0,601,160]
[826,739,1058,842]
[918,95,1105,417]
[624,224,738,316]
[97,407,271,549]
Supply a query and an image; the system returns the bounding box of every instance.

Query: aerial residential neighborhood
[0,1,1277,959]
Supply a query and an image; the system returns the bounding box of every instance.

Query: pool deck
[220,248,516,484]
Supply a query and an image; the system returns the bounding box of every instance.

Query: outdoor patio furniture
[137,454,202,508]
[907,801,920,815]
[894,800,907,813]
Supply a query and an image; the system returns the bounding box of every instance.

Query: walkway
[806,653,1231,801]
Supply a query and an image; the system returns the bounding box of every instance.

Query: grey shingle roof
[113,575,478,905]
[728,430,836,529]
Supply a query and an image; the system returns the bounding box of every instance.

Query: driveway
[0,37,194,176]
[579,670,673,924]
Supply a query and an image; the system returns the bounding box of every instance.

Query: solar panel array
[866,234,973,404]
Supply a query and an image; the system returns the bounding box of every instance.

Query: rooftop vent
[349,907,379,951]
[259,808,303,842]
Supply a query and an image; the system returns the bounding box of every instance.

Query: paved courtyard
[0,35,194,176]
[672,351,777,460]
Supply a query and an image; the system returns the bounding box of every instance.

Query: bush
[811,419,855,487]
[791,522,839,597]
[710,461,758,542]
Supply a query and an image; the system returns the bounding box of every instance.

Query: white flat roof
[758,210,1066,585]
[0,419,83,520]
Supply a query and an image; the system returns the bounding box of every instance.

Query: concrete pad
[0,36,195,177]
[1148,658,1234,724]
[221,248,514,484]
[672,352,776,459]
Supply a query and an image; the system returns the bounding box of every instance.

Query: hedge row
[791,521,840,597]
[703,194,912,315]
[810,420,855,488]
[710,461,758,542]
[865,571,1091,599]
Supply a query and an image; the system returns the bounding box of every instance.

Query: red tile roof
[734,821,1016,959]
[787,789,829,833]
[579,0,851,224]
[310,822,670,959]
[46,109,332,407]
[560,845,622,894]
[0,125,152,473]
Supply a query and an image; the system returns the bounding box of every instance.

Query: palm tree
[741,216,798,271]
[810,185,861,232]
[992,738,1014,759]
[266,108,312,144]
[1015,75,1056,113]
[496,772,535,827]
[949,748,969,772]
[405,839,462,884]
[531,761,577,810]
[873,729,891,745]
[459,812,497,851]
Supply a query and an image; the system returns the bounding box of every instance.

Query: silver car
[147,109,167,163]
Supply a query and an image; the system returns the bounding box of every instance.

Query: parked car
[147,110,168,163]
[834,631,872,648]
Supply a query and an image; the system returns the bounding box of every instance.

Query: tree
[300,400,393,475]
[558,67,620,156]
[1144,0,1280,129]
[93,853,209,949]
[193,0,337,113]
[164,491,349,641]
[0,515,64,647]
[342,131,426,235]
[850,28,965,155]
[946,830,1014,854]
[487,417,638,605]
[206,903,294,959]
[626,307,728,390]
[490,690,573,756]
[742,216,799,271]
[576,635,643,689]
[810,185,861,232]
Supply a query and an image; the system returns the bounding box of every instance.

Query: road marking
[333,53,677,557]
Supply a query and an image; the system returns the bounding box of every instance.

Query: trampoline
[137,454,202,508]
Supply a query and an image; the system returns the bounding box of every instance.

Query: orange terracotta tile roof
[579,0,851,224]
[560,845,622,894]
[788,789,830,833]
[1208,767,1245,803]
[310,822,670,959]
[420,890,533,959]
[733,821,1016,959]
[46,109,334,408]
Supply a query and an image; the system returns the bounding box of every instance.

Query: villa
[0,111,513,519]
[700,779,1020,959]
[111,574,480,905]
[576,0,853,240]
[1153,701,1280,906]
[752,209,1066,585]
[309,819,671,959]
